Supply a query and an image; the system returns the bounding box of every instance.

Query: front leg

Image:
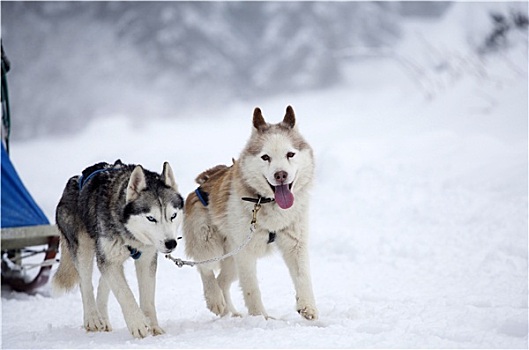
[236,252,269,318]
[135,248,164,335]
[96,275,113,331]
[277,229,318,320]
[100,263,151,338]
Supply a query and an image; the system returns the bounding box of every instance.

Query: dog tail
[52,176,81,296]
[195,164,229,185]
[51,237,79,296]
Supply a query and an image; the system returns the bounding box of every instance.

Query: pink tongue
[274,184,294,209]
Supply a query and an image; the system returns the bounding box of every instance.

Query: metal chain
[165,199,262,268]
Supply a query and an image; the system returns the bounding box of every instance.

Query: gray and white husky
[52,160,184,338]
[183,106,318,320]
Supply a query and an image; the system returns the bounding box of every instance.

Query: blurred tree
[1,1,401,140]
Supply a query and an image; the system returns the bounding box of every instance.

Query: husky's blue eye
[170,212,177,221]
[287,152,296,159]
[261,154,270,162]
[146,215,157,223]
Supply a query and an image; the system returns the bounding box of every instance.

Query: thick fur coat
[183,106,318,320]
[52,160,184,338]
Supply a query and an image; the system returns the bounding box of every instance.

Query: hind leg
[77,232,108,331]
[217,257,240,317]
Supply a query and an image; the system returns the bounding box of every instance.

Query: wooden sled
[1,225,60,293]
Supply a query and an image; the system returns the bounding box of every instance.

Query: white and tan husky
[183,106,318,320]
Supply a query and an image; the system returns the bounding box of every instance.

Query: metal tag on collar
[251,201,261,225]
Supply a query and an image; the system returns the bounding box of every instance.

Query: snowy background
[1,1,528,349]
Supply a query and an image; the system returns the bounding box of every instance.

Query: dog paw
[205,290,226,316]
[150,325,165,336]
[208,300,226,316]
[84,311,110,332]
[248,308,269,319]
[100,318,113,332]
[230,311,243,318]
[126,315,151,339]
[297,305,319,320]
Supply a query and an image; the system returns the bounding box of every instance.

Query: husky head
[240,106,314,209]
[123,162,184,254]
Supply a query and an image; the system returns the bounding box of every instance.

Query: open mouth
[268,182,293,192]
[268,181,294,209]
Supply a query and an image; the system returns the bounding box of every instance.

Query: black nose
[165,239,177,250]
[274,170,288,183]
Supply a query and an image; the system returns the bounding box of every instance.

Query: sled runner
[1,44,59,293]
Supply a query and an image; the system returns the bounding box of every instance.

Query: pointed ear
[253,107,267,132]
[282,105,296,129]
[162,162,178,191]
[126,165,147,202]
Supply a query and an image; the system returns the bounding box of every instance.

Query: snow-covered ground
[2,3,528,349]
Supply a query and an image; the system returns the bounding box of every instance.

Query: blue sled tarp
[1,144,49,228]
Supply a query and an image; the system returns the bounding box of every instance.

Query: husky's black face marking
[123,202,151,222]
[122,175,183,223]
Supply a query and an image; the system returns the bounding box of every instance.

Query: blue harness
[78,168,116,191]
[195,187,209,206]
[127,246,142,260]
